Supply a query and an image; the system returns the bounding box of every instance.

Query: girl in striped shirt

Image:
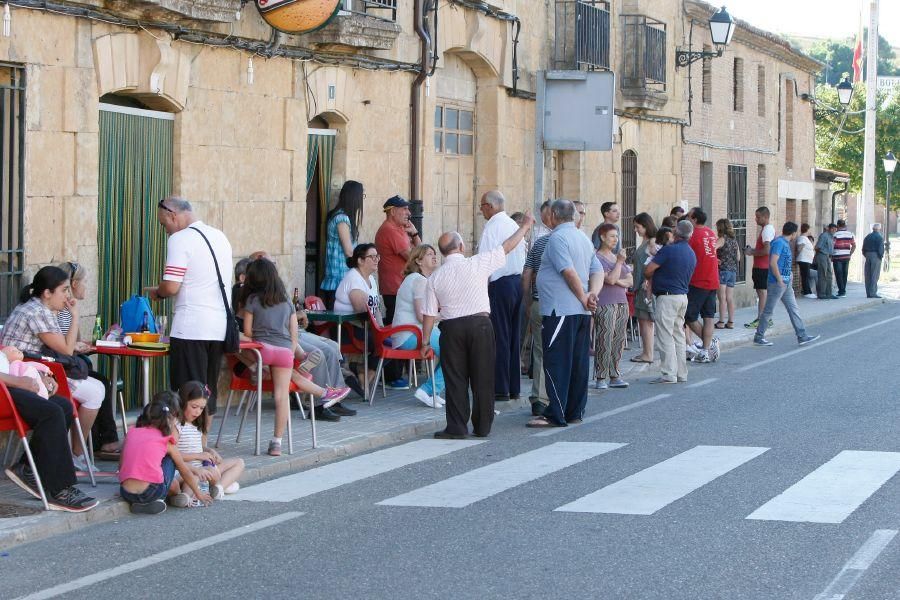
[176,381,245,502]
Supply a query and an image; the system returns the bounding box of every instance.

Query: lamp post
[836,77,853,108]
[675,6,735,67]
[884,151,897,271]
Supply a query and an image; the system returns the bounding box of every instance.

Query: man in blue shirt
[862,223,885,298]
[645,220,697,384]
[754,221,820,347]
[527,199,603,428]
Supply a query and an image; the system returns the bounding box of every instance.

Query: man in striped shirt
[422,214,534,439]
[522,201,553,416]
[832,219,856,297]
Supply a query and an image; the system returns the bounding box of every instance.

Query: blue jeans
[755,278,807,341]
[120,456,176,505]
[397,327,445,396]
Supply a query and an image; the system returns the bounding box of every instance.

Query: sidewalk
[0,283,887,550]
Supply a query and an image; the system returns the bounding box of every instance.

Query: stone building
[0,0,820,334]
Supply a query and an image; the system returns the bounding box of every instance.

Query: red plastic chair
[25,359,96,487]
[625,290,639,349]
[304,295,332,337]
[365,308,437,407]
[214,355,317,452]
[0,381,50,510]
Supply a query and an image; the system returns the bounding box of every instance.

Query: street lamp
[676,6,735,68]
[884,150,897,271]
[836,77,853,107]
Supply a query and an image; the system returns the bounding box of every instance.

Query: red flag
[852,5,864,82]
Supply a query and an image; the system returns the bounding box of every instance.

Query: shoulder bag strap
[189,226,233,317]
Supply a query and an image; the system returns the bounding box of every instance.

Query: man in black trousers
[422,214,534,439]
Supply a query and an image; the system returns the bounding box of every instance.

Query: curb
[0,297,885,551]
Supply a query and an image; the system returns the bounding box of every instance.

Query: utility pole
[858,0,879,273]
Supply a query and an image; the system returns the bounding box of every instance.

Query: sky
[721,0,900,47]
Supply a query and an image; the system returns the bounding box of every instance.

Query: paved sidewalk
[0,282,887,549]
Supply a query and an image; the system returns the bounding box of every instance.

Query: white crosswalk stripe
[555,445,769,515]
[225,439,482,503]
[746,450,900,524]
[378,442,626,508]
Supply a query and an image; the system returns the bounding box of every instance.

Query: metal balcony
[553,0,611,71]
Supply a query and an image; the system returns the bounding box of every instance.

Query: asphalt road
[3,302,900,600]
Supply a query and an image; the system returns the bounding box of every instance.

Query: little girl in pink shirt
[118,391,212,515]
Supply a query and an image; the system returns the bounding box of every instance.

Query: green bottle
[92,315,103,344]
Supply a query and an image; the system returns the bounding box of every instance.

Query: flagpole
[858,0,879,276]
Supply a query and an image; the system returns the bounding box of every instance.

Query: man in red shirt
[374,195,421,323]
[685,207,720,363]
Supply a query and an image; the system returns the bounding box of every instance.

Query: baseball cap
[383,195,410,210]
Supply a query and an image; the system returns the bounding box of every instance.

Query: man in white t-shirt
[148,196,233,418]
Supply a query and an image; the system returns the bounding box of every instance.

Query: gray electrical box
[540,70,615,151]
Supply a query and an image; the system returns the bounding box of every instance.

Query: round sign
[255,0,341,35]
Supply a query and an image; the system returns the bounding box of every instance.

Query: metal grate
[621,15,667,91]
[621,150,637,255]
[554,0,610,71]
[727,165,748,283]
[0,65,24,323]
[342,0,397,21]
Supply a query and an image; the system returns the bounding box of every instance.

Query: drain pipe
[409,0,431,234]
[831,180,849,224]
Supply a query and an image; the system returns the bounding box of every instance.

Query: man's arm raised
[501,212,535,254]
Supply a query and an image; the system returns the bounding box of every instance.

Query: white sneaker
[414,388,443,408]
[224,482,241,494]
[72,454,99,473]
[211,484,224,499]
[693,350,711,364]
[685,344,700,359]
[804,294,817,299]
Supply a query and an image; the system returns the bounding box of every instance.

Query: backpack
[120,295,157,333]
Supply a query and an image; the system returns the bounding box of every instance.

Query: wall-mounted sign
[255,0,341,34]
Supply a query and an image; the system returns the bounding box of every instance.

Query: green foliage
[815,83,900,206]
[807,32,899,86]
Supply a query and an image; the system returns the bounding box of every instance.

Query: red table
[95,345,168,433]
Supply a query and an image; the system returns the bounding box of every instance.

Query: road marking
[555,445,768,515]
[225,439,482,503]
[16,512,304,600]
[687,378,718,388]
[747,450,900,523]
[812,529,898,600]
[534,394,671,437]
[737,314,900,373]
[379,442,626,508]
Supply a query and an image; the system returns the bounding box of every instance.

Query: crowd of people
[0,185,880,514]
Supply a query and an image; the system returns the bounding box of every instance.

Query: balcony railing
[341,0,397,22]
[553,0,610,71]
[621,14,667,92]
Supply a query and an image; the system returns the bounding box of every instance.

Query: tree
[807,32,899,86]
[815,83,900,206]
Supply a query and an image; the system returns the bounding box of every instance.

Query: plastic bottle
[92,316,103,344]
[198,459,213,495]
[292,287,302,312]
[140,313,150,333]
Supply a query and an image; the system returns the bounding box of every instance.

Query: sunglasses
[365,254,381,261]
[158,199,175,213]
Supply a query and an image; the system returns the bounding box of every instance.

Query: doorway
[306,121,336,296]
[97,100,173,407]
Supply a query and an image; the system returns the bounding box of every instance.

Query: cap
[383,195,410,210]
[827,223,838,229]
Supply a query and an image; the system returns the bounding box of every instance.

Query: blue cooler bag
[120,295,157,333]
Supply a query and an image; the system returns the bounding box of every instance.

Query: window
[785,79,794,168]
[621,150,637,254]
[757,65,766,117]
[621,15,667,91]
[341,0,397,22]
[0,65,24,322]
[727,165,748,283]
[757,164,767,207]
[702,45,712,104]
[733,57,744,112]
[434,104,474,156]
[700,161,713,217]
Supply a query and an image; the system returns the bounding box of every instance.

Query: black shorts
[169,338,224,415]
[752,267,769,290]
[685,286,717,323]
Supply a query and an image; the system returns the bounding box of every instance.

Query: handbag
[189,226,240,354]
[35,348,89,380]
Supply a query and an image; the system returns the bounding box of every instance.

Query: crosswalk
[227,440,900,524]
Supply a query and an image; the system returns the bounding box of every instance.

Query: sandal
[725,321,734,329]
[526,416,562,428]
[714,321,727,329]
[629,356,653,363]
